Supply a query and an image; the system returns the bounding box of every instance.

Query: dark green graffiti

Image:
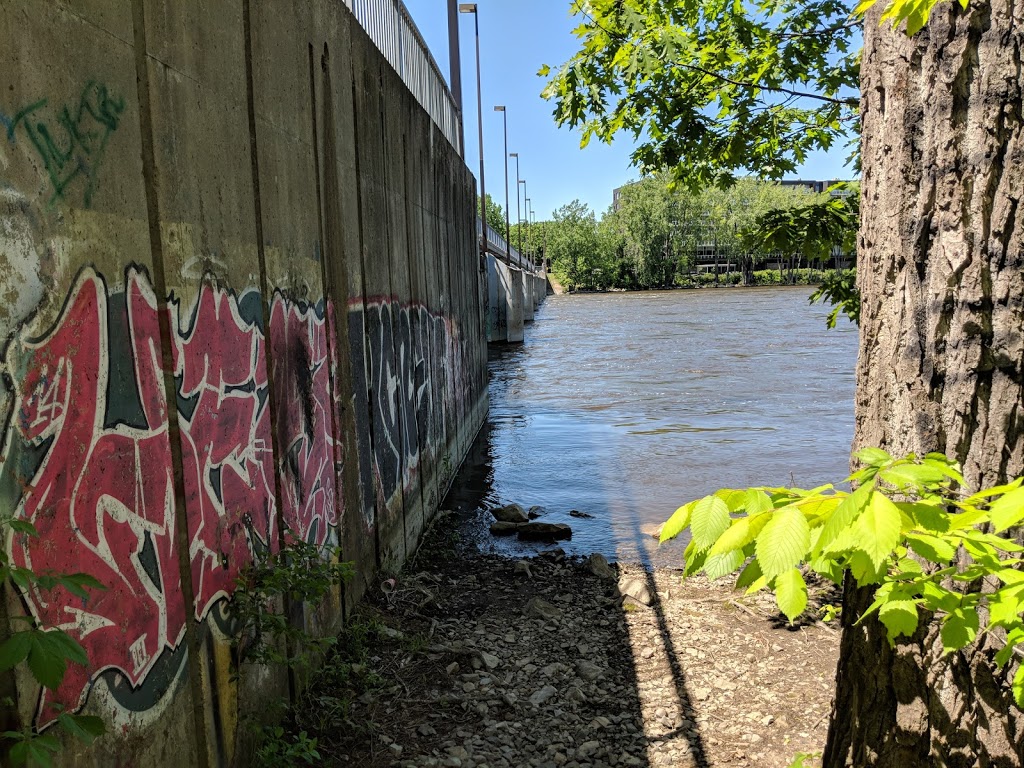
[5,81,125,208]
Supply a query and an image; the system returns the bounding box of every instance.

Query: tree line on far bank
[492,176,857,293]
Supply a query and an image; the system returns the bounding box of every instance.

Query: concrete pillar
[524,272,536,323]
[486,255,506,342]
[507,268,525,343]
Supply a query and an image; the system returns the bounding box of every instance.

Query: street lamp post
[446,0,464,156]
[517,177,526,256]
[494,106,511,253]
[510,153,522,254]
[459,4,486,256]
[525,196,532,263]
[530,208,538,267]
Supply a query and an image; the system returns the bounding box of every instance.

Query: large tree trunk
[824,1,1024,765]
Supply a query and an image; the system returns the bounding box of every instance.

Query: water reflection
[444,287,859,567]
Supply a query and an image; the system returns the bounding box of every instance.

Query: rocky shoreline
[320,510,841,768]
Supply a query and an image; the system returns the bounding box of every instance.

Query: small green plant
[232,540,353,670]
[787,752,822,768]
[662,448,1024,705]
[253,726,321,767]
[233,540,356,766]
[0,519,106,766]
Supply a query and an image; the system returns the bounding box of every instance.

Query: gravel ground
[320,515,841,768]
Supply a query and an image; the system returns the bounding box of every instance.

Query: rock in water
[491,503,529,524]
[528,505,546,519]
[586,553,617,581]
[517,522,572,542]
[569,509,595,519]
[490,521,524,536]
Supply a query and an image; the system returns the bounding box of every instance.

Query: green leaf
[660,501,694,543]
[900,501,950,533]
[703,550,745,580]
[690,496,731,552]
[714,489,748,512]
[755,506,811,579]
[878,599,919,642]
[27,633,68,690]
[775,568,808,622]
[744,489,773,516]
[997,628,1024,667]
[855,447,892,467]
[989,486,1024,533]
[7,520,38,537]
[905,532,957,564]
[57,714,105,744]
[987,587,1024,629]
[816,481,873,555]
[0,632,33,671]
[734,558,763,591]
[1014,664,1024,708]
[853,492,903,571]
[940,608,979,655]
[47,631,89,667]
[880,463,947,488]
[964,478,1023,504]
[707,517,752,557]
[849,550,885,584]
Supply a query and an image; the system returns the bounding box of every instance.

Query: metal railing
[477,219,538,273]
[346,0,462,154]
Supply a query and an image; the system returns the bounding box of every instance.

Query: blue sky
[402,0,853,220]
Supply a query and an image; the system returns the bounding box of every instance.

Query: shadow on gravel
[615,482,711,768]
[315,525,708,767]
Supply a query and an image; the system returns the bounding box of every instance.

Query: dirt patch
[314,524,840,768]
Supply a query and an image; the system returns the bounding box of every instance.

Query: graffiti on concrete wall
[1,266,341,725]
[358,298,462,508]
[269,298,344,549]
[1,81,125,208]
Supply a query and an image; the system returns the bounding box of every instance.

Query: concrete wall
[0,1,486,765]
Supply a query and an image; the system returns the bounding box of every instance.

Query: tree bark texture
[825,1,1024,765]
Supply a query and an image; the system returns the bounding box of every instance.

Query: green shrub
[662,449,1024,706]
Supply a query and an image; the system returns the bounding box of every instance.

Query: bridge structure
[0,0,542,765]
[348,0,548,343]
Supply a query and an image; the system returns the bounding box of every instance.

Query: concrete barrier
[0,1,485,764]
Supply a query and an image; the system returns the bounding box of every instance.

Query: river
[444,286,860,567]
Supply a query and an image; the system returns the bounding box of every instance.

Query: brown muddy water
[444,286,859,567]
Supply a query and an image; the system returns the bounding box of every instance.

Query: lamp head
[494,105,505,112]
[509,152,518,158]
[458,3,477,12]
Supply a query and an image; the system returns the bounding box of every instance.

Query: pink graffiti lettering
[3,267,340,725]
[269,298,340,547]
[8,270,185,724]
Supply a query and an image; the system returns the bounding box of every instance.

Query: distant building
[780,179,855,196]
[611,183,634,212]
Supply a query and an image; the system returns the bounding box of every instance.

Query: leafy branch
[0,519,106,767]
[232,541,353,671]
[662,449,1024,705]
